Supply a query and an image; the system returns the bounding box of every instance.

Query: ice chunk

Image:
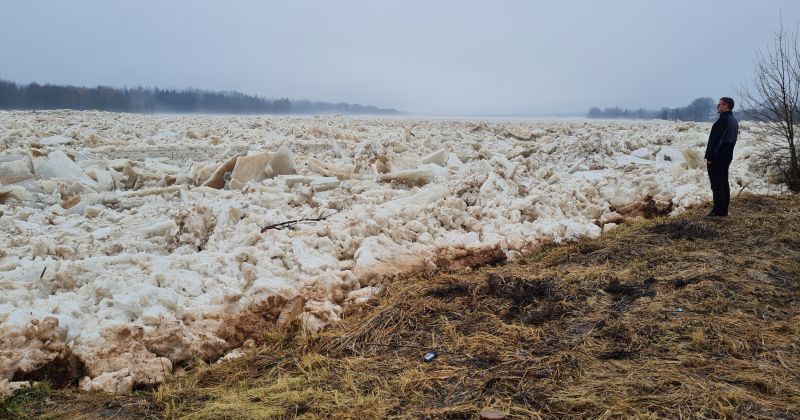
[615,154,654,167]
[79,369,133,394]
[681,148,705,169]
[572,169,611,182]
[61,195,81,210]
[144,158,181,175]
[420,149,447,167]
[379,165,445,185]
[310,176,340,192]
[0,185,27,203]
[269,145,296,176]
[304,157,352,179]
[631,147,651,159]
[0,380,31,399]
[229,151,271,189]
[202,154,240,189]
[442,231,481,249]
[446,153,463,168]
[505,126,533,140]
[292,238,338,273]
[354,235,423,284]
[326,139,343,158]
[0,154,28,164]
[32,150,97,186]
[33,134,73,146]
[280,175,316,187]
[121,162,139,189]
[142,220,177,237]
[193,163,216,185]
[655,146,685,165]
[389,152,419,170]
[345,286,379,305]
[602,223,618,233]
[379,185,448,218]
[0,159,34,185]
[85,167,115,191]
[609,186,637,208]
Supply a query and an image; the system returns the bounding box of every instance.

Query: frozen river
[0,110,777,394]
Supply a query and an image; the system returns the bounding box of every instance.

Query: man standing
[704,97,739,217]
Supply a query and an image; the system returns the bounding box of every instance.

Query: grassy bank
[5,193,800,419]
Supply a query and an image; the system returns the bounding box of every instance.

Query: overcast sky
[0,1,798,115]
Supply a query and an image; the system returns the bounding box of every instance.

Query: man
[704,97,739,217]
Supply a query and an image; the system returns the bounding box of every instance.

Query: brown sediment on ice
[216,295,290,348]
[211,244,511,347]
[615,194,674,218]
[0,243,512,396]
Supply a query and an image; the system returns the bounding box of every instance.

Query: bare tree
[739,21,800,191]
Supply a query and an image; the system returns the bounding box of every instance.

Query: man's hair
[720,97,734,110]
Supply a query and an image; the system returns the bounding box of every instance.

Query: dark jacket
[704,111,738,162]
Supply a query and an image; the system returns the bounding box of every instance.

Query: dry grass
[6,193,800,419]
[0,384,161,419]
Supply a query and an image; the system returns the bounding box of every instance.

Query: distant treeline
[0,79,403,115]
[587,97,756,122]
[588,98,717,122]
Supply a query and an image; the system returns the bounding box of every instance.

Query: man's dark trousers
[707,160,731,215]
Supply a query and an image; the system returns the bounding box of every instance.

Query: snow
[0,110,777,395]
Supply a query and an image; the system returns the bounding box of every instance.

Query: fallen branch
[736,181,752,198]
[261,210,339,232]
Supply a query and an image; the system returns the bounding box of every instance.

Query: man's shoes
[706,212,727,218]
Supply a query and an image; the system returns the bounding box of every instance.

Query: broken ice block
[33,150,97,186]
[269,145,296,176]
[229,151,271,189]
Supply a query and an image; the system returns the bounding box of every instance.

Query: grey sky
[0,1,798,115]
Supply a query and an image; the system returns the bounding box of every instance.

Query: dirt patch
[671,272,724,289]
[434,246,507,271]
[603,278,656,299]
[601,278,657,313]
[484,274,560,304]
[481,274,567,325]
[617,195,674,218]
[11,353,85,389]
[650,219,717,240]
[426,283,473,299]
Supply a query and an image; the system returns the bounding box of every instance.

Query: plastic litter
[423,350,439,362]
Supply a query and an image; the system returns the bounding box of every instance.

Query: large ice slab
[33,150,97,186]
